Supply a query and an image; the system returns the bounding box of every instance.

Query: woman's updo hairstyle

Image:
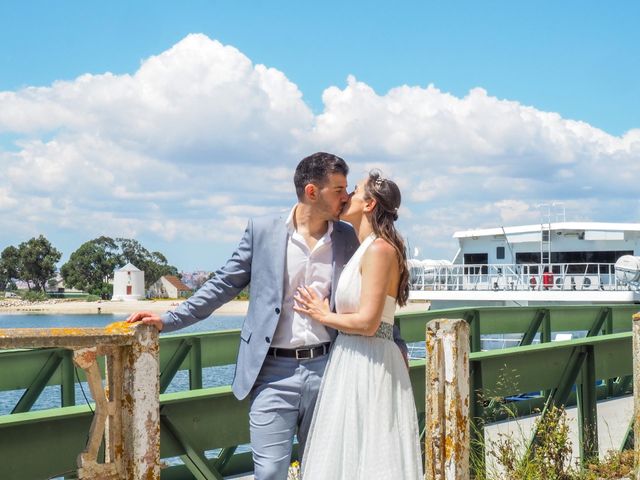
[363,170,409,306]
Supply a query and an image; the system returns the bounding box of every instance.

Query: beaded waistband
[340,321,394,340]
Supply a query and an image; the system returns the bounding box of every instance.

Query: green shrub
[21,291,49,302]
[85,294,101,302]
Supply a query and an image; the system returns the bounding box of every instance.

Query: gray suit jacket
[161,212,360,400]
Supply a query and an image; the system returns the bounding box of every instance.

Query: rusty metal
[0,321,160,479]
[425,318,470,480]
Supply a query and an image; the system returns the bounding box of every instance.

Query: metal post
[425,318,470,480]
[633,313,640,480]
[576,346,598,462]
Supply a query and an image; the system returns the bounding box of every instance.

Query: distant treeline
[0,236,178,297]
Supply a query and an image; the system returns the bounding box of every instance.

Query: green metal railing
[0,304,638,479]
[396,304,639,350]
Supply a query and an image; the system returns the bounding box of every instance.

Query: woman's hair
[363,170,409,306]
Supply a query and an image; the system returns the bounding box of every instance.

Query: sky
[0,1,639,271]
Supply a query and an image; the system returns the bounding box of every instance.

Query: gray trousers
[249,353,328,480]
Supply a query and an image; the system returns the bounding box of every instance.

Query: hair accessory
[374,177,384,188]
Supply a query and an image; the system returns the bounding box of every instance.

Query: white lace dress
[301,235,423,479]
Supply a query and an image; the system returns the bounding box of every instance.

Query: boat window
[516,252,541,264]
[496,246,505,260]
[463,253,488,274]
[515,250,632,274]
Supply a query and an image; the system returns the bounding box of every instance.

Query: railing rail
[410,262,629,292]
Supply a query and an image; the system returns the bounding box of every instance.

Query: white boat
[409,221,640,309]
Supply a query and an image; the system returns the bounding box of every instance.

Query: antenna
[552,202,566,222]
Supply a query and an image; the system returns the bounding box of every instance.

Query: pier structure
[1,304,640,479]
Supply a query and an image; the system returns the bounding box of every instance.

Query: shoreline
[0,298,428,316]
[0,299,250,315]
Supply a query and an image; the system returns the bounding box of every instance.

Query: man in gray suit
[128,152,360,479]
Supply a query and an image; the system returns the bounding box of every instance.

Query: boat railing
[409,262,628,291]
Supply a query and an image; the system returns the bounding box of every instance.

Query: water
[0,312,244,416]
[0,312,244,332]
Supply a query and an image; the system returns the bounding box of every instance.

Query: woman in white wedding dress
[294,171,423,480]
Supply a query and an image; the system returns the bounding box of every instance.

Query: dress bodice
[335,234,396,337]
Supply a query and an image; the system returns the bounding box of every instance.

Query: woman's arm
[294,239,397,336]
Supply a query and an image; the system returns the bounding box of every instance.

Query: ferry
[409,221,640,309]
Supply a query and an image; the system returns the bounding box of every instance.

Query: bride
[294,171,423,479]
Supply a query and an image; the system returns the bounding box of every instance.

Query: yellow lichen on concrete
[105,321,135,335]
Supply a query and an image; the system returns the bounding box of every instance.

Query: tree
[115,238,178,288]
[60,237,178,294]
[0,246,20,291]
[60,236,119,295]
[18,235,61,292]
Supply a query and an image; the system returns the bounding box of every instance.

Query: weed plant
[471,365,634,479]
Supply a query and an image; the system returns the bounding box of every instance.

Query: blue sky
[1,1,639,271]
[2,1,638,134]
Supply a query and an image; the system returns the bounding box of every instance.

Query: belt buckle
[296,348,311,360]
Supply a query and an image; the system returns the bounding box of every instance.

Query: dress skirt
[301,332,423,479]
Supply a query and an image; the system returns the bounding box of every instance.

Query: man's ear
[304,183,318,201]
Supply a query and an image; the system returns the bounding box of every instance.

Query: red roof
[163,275,191,292]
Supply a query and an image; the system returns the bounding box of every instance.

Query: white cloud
[0,34,639,267]
[0,187,18,210]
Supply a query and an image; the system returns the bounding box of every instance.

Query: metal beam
[587,307,611,337]
[12,350,62,413]
[190,337,203,390]
[161,415,223,480]
[213,446,238,474]
[520,308,548,346]
[61,349,76,407]
[160,339,193,393]
[576,345,598,462]
[464,310,481,352]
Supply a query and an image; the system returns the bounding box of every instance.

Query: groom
[128,152,360,479]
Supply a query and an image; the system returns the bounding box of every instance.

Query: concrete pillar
[425,318,470,480]
[0,321,161,479]
[633,313,640,480]
[122,324,161,479]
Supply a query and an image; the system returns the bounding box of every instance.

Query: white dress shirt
[270,206,333,348]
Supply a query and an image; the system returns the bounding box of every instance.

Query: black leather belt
[267,342,331,360]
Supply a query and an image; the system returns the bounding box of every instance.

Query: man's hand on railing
[126,311,164,331]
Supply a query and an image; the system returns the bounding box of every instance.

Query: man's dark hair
[294,152,349,200]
